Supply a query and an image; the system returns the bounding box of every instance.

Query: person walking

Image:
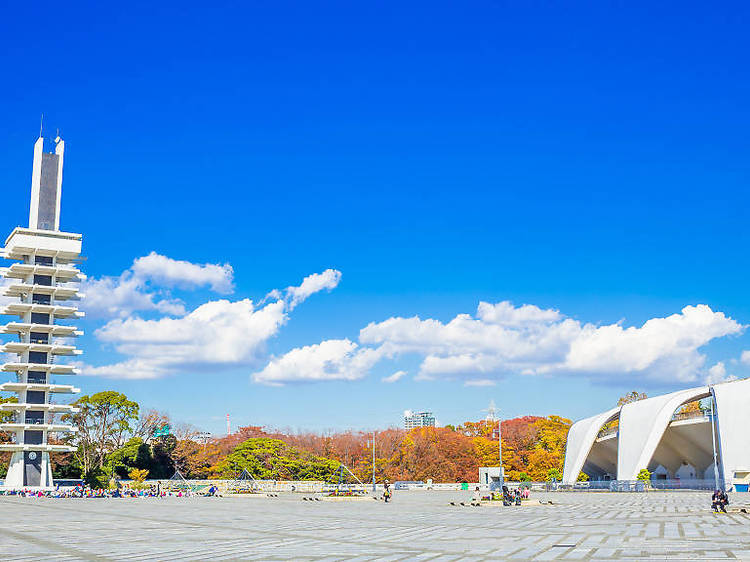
[383,480,392,503]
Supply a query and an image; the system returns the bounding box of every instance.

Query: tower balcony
[0,443,77,453]
[2,228,83,261]
[0,263,83,281]
[1,342,81,356]
[1,302,83,318]
[3,283,82,301]
[2,363,77,375]
[0,403,80,414]
[0,382,79,394]
[0,422,78,433]
[1,323,82,337]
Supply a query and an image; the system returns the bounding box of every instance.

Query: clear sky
[1,1,749,436]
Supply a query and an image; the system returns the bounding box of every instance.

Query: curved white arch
[562,406,620,484]
[713,378,750,489]
[616,386,709,480]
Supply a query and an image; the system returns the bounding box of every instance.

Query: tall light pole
[487,400,501,469]
[498,412,502,469]
[710,393,720,490]
[372,431,376,492]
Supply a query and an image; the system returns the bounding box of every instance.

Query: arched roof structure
[562,379,750,487]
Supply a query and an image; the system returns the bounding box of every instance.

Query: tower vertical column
[0,135,83,489]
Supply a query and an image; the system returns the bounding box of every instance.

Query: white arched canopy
[562,407,619,484]
[564,379,750,486]
[616,386,709,481]
[713,378,750,488]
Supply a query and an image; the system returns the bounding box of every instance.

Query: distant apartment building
[404,410,436,430]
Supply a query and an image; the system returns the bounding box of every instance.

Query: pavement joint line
[0,526,113,562]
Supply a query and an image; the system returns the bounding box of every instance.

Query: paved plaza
[1,490,749,560]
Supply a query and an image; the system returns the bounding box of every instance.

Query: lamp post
[710,394,720,490]
[372,431,376,492]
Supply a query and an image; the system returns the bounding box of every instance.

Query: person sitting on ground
[501,485,512,506]
[712,489,729,513]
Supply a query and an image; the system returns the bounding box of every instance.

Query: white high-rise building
[0,135,83,489]
[404,410,436,430]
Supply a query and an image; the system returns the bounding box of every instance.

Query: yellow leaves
[677,400,702,415]
[532,416,571,456]
[128,468,149,483]
[472,436,500,467]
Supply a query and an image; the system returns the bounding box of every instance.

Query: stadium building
[562,378,750,491]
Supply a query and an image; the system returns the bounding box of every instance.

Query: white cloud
[382,370,407,383]
[131,252,234,294]
[252,339,384,385]
[464,379,497,387]
[477,301,561,327]
[740,350,750,366]
[705,361,737,385]
[285,269,342,309]
[83,253,234,318]
[85,269,342,379]
[0,275,15,309]
[358,302,743,385]
[84,275,186,319]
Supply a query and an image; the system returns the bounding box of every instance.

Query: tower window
[29,332,49,344]
[27,371,47,384]
[24,430,43,445]
[31,313,50,325]
[33,275,52,286]
[32,294,51,305]
[26,390,46,404]
[28,351,48,364]
[25,411,44,424]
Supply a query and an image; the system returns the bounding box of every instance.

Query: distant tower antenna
[39,113,44,138]
[485,399,498,422]
[227,414,231,435]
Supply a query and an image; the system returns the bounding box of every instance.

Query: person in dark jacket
[712,489,729,513]
[383,480,392,503]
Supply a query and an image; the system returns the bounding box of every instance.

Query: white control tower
[0,135,84,488]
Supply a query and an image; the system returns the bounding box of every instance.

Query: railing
[597,410,712,439]
[555,478,726,492]
[597,426,618,439]
[671,411,712,423]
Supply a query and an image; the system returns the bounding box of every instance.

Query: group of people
[0,484,195,499]
[468,485,530,506]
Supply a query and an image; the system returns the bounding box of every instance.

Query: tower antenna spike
[39,113,44,138]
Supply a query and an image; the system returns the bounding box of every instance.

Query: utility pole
[372,431,376,492]
[486,400,502,469]
[710,394,720,490]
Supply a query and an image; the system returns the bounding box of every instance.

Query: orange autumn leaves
[172,415,572,483]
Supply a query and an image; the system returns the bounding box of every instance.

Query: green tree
[637,468,651,483]
[105,437,151,478]
[211,438,340,481]
[64,391,139,477]
[0,395,18,478]
[149,434,177,478]
[546,468,563,482]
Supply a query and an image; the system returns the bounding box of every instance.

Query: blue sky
[1,1,750,435]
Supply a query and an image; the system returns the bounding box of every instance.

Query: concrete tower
[0,135,83,489]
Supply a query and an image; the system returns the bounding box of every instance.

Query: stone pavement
[0,490,749,560]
